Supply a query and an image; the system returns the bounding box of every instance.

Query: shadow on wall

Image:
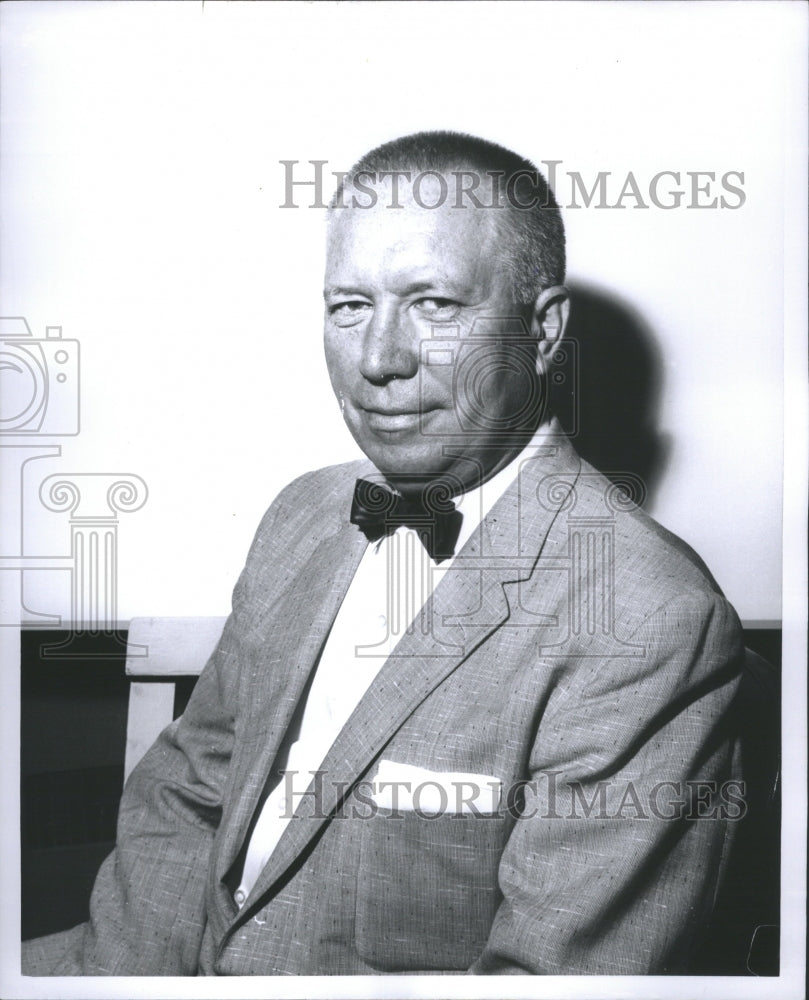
[551,281,671,511]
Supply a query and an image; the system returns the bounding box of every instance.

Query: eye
[328,300,371,328]
[416,298,461,321]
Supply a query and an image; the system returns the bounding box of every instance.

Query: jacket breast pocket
[354,810,509,972]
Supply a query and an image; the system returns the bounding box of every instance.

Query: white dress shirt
[234,428,550,907]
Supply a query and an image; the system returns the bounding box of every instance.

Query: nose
[359,302,419,385]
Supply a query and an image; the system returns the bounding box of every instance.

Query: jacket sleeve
[21,485,297,976]
[470,592,745,975]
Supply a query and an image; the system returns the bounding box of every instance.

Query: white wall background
[1,0,800,625]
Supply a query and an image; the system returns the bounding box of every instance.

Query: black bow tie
[350,477,463,563]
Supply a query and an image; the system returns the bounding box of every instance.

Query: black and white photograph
[1,2,806,998]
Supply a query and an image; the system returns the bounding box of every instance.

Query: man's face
[323,175,543,493]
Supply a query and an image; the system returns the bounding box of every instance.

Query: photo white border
[2,2,806,998]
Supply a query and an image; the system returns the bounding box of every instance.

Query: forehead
[325,174,501,287]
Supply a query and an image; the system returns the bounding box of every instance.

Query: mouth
[360,405,439,434]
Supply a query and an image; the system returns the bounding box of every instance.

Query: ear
[529,285,570,372]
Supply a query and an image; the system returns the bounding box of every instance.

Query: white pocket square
[370,759,502,815]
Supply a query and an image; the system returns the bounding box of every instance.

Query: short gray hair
[330,130,566,306]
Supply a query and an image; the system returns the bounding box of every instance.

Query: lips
[361,405,439,434]
[364,410,424,432]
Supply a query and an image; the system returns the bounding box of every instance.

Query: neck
[383,420,550,499]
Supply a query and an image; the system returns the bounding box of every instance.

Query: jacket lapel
[212,515,368,892]
[234,436,582,915]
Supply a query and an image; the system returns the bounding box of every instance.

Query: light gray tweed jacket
[23,434,744,975]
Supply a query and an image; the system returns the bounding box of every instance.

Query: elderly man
[23,131,744,976]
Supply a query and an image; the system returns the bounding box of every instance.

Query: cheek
[323,333,351,388]
[452,347,540,429]
[453,349,513,404]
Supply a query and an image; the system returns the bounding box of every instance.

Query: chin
[360,442,451,482]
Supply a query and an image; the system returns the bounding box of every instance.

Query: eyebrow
[400,280,462,296]
[323,279,474,300]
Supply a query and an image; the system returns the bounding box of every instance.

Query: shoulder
[267,459,372,513]
[229,459,372,608]
[572,457,720,584]
[558,455,741,641]
[244,458,371,554]
[533,454,745,704]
